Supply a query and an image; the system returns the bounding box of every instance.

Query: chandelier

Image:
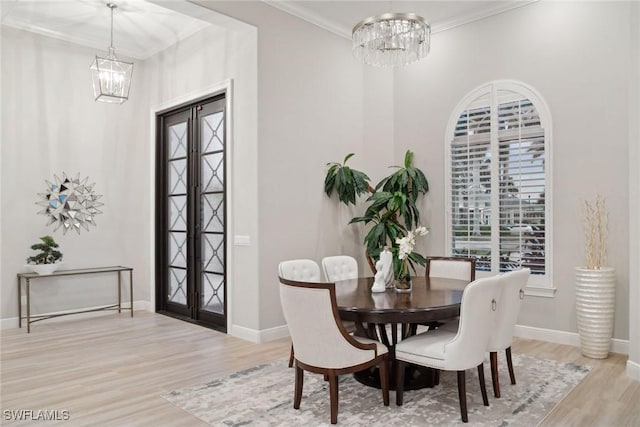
[90,3,133,104]
[352,13,430,68]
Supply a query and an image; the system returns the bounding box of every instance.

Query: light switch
[234,235,250,246]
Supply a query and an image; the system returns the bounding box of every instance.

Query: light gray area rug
[162,353,590,426]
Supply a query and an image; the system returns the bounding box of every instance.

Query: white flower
[415,226,428,236]
[395,226,429,262]
[396,236,413,260]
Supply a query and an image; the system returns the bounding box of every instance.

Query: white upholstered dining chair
[440,268,531,398]
[426,256,476,281]
[278,259,322,367]
[322,255,358,282]
[423,256,477,359]
[488,268,530,398]
[278,259,322,282]
[394,275,503,423]
[279,277,389,424]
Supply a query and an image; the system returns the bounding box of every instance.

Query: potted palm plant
[576,195,615,358]
[25,235,63,275]
[324,150,429,276]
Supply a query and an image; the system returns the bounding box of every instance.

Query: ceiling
[0,0,212,59]
[1,0,537,60]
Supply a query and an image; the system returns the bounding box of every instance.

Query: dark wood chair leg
[478,364,489,406]
[457,370,468,423]
[434,369,440,385]
[379,357,390,406]
[329,373,339,424]
[395,360,406,406]
[294,366,303,409]
[490,351,500,398]
[288,344,295,368]
[506,346,516,385]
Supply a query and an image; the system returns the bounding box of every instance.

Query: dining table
[334,275,468,390]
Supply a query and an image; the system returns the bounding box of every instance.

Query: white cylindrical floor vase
[575,267,616,359]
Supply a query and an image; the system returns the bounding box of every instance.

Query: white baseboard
[1,300,151,330]
[627,360,640,381]
[514,324,629,355]
[229,324,290,343]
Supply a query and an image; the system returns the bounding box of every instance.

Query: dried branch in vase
[582,195,608,269]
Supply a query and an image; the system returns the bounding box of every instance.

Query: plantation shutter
[448,86,548,278]
[497,97,546,274]
[450,100,493,271]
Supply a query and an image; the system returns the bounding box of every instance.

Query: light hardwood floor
[1,312,638,426]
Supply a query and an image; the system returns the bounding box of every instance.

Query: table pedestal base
[354,363,437,391]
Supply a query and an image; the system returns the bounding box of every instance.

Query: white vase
[575,267,616,359]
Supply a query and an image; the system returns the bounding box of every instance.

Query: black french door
[156,94,226,332]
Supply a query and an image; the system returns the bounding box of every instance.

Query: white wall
[628,1,640,380]
[0,14,258,334]
[197,1,394,332]
[142,21,259,331]
[1,27,149,319]
[394,1,633,340]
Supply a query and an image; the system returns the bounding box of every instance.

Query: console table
[17,266,133,333]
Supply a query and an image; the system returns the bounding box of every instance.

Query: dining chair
[426,256,476,281]
[394,275,503,423]
[278,259,322,367]
[440,268,531,397]
[423,256,477,367]
[322,255,359,334]
[488,268,530,398]
[279,277,389,424]
[322,255,358,282]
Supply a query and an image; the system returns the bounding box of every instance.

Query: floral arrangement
[394,226,429,281]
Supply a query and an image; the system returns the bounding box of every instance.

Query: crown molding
[431,0,539,34]
[2,19,148,60]
[262,0,539,39]
[262,0,351,39]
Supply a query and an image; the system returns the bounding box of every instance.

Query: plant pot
[575,267,616,359]
[25,262,63,275]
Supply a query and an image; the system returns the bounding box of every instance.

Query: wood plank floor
[1,312,638,426]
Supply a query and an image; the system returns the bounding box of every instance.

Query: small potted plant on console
[25,235,63,275]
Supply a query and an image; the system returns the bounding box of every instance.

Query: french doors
[156,94,226,332]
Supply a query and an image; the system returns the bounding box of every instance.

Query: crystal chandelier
[90,3,133,104]
[352,13,430,68]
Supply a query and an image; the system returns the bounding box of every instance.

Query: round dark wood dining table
[334,276,468,390]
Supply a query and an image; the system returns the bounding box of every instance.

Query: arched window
[445,81,554,295]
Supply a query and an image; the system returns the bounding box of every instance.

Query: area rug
[162,353,590,426]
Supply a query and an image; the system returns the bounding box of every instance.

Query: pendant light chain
[110,4,114,50]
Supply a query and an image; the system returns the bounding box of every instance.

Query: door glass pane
[202,233,224,273]
[202,152,224,192]
[201,194,224,232]
[201,272,224,314]
[169,122,187,159]
[169,232,186,268]
[168,267,187,305]
[201,112,224,153]
[169,196,186,231]
[169,159,187,195]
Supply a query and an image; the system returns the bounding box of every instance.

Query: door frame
[148,79,234,332]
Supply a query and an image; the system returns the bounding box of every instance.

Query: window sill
[524,284,556,298]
